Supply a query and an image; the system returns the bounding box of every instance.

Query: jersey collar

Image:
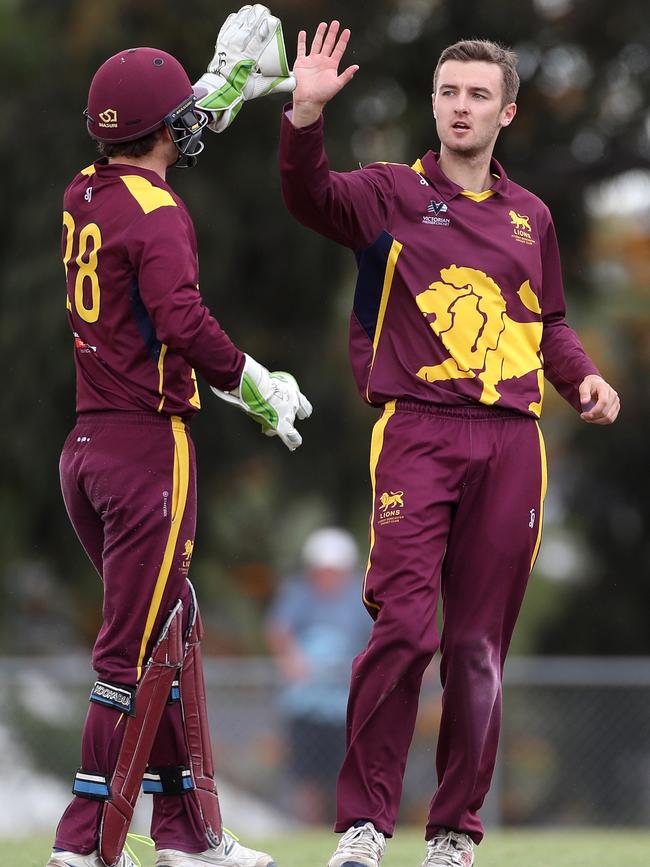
[415,151,509,200]
[91,157,170,188]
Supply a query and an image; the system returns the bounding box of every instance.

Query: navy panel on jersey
[129,277,162,362]
[353,230,395,342]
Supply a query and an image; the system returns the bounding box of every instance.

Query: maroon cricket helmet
[85,47,208,167]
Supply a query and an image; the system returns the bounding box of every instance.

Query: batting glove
[211,354,312,451]
[194,4,296,133]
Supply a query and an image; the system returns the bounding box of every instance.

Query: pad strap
[90,680,136,716]
[142,765,194,794]
[168,677,181,703]
[73,768,111,801]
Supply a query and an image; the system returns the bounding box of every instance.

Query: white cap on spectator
[302,527,359,572]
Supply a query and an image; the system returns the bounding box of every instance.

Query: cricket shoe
[422,830,474,867]
[155,830,275,867]
[46,850,136,867]
[327,822,386,867]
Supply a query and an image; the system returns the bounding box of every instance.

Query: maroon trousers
[335,401,547,844]
[56,412,209,855]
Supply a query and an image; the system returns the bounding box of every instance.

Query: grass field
[8,828,650,867]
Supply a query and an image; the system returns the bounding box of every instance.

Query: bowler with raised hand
[278,19,620,867]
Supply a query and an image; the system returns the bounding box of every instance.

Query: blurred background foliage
[0,0,648,657]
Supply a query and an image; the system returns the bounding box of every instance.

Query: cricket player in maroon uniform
[49,13,309,867]
[276,22,620,867]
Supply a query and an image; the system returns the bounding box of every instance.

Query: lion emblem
[183,539,194,558]
[508,210,531,231]
[415,265,544,411]
[379,491,404,511]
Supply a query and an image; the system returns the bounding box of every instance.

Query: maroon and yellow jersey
[279,110,599,417]
[62,159,244,419]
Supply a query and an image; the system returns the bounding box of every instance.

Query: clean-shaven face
[432,59,516,158]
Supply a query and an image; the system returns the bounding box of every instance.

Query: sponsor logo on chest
[422,200,450,227]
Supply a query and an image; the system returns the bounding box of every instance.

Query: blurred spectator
[266,527,371,824]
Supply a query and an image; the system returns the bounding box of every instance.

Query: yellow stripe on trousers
[530,421,548,571]
[135,416,189,680]
[362,400,396,611]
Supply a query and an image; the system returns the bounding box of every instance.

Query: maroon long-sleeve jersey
[280,109,599,416]
[62,159,244,419]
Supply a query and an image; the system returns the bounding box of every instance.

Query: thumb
[339,64,359,88]
[579,379,594,405]
[279,425,303,451]
[296,392,313,420]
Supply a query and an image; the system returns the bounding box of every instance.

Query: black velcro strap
[89,679,136,716]
[142,765,194,795]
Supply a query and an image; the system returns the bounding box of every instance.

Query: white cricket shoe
[155,830,275,867]
[327,822,386,867]
[46,850,135,867]
[422,831,474,867]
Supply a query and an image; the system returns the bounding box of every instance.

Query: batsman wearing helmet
[49,8,304,867]
[277,20,621,867]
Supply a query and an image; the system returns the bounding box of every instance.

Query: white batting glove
[194,4,296,133]
[211,354,312,451]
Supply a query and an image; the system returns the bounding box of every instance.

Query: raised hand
[291,20,359,127]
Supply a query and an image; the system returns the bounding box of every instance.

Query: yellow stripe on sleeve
[135,416,189,680]
[120,175,177,214]
[362,401,396,611]
[530,421,548,572]
[157,344,168,413]
[365,239,403,401]
[189,368,201,409]
[528,369,545,417]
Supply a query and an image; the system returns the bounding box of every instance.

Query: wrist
[291,99,325,128]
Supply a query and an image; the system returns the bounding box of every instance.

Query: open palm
[293,21,359,108]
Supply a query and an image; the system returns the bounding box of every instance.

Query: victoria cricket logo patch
[423,200,450,226]
[427,200,448,215]
[378,490,405,526]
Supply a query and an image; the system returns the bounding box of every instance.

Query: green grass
[8,828,650,867]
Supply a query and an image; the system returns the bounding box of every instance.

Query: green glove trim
[261,75,289,97]
[276,27,289,77]
[196,59,256,111]
[228,101,245,124]
[241,372,279,428]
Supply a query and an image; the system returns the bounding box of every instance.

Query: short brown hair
[433,39,520,106]
[96,127,162,159]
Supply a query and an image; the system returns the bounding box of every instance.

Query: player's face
[432,60,516,158]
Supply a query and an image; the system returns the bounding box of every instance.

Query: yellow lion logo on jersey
[415,265,544,412]
[508,210,531,231]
